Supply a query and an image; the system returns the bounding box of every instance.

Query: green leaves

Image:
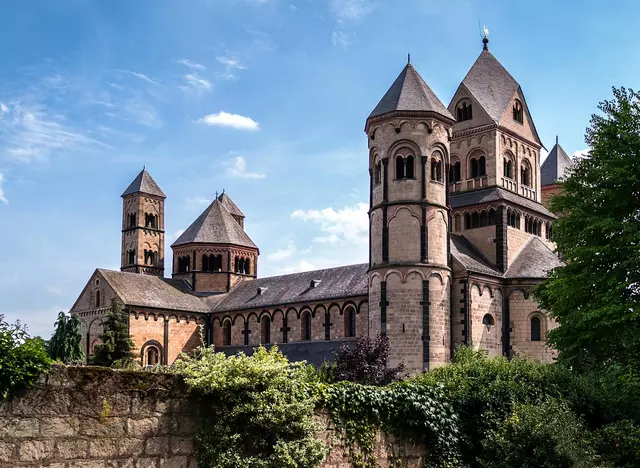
[91,299,136,367]
[47,311,85,364]
[0,315,52,400]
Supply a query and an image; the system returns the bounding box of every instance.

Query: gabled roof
[368,63,454,121]
[121,169,166,198]
[450,235,502,277]
[172,199,257,249]
[450,187,556,218]
[97,269,209,312]
[218,192,245,218]
[541,140,574,186]
[505,237,563,279]
[211,263,369,313]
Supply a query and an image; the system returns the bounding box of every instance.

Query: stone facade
[0,367,426,468]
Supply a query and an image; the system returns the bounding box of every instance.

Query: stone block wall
[0,366,425,468]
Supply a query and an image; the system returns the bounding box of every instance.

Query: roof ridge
[253,262,369,283]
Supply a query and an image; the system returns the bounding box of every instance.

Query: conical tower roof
[172,198,257,249]
[368,63,453,121]
[121,169,166,198]
[541,138,574,186]
[217,191,245,218]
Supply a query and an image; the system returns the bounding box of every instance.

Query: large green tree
[535,87,640,373]
[91,299,135,367]
[48,311,85,363]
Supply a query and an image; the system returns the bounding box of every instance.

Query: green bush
[593,420,640,467]
[172,346,327,468]
[482,399,598,468]
[48,311,85,364]
[0,315,52,400]
[92,299,136,367]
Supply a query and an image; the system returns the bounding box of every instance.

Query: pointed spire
[121,169,166,198]
[556,135,559,145]
[541,137,574,186]
[407,53,411,64]
[482,37,489,51]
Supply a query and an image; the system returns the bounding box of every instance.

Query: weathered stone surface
[41,417,80,437]
[118,438,145,456]
[80,417,127,437]
[145,436,169,456]
[89,438,121,458]
[135,459,158,468]
[11,390,71,416]
[158,456,189,468]
[18,440,55,461]
[56,439,89,459]
[170,437,193,455]
[0,441,15,462]
[0,418,39,438]
[171,416,197,436]
[127,417,161,437]
[68,461,108,468]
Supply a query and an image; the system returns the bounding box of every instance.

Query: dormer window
[456,99,472,122]
[513,100,523,124]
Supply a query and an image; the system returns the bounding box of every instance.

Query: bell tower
[366,60,455,372]
[121,169,166,276]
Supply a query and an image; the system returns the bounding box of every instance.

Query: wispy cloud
[0,173,8,205]
[291,202,368,245]
[226,156,266,179]
[185,195,212,209]
[332,30,353,47]
[118,69,158,85]
[177,59,207,71]
[183,74,213,91]
[572,148,590,160]
[216,56,247,80]
[198,111,260,130]
[329,0,375,22]
[105,100,162,129]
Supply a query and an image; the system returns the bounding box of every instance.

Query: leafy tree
[0,315,52,399]
[330,334,406,386]
[47,311,85,363]
[91,299,135,367]
[535,87,640,373]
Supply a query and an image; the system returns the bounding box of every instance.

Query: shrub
[482,399,598,468]
[48,311,85,364]
[331,334,406,386]
[593,420,640,467]
[92,299,135,367]
[0,315,52,400]
[172,346,327,468]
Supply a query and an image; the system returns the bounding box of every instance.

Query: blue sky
[0,0,638,338]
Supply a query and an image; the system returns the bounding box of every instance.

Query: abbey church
[70,39,574,373]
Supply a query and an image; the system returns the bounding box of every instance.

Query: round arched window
[482,314,495,330]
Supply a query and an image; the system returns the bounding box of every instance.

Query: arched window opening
[144,213,157,229]
[456,100,473,122]
[521,163,531,186]
[374,162,381,185]
[431,158,442,182]
[261,317,271,344]
[531,316,541,341]
[202,254,210,272]
[395,156,405,180]
[513,100,524,124]
[216,255,223,271]
[344,307,356,338]
[127,213,136,228]
[488,209,496,226]
[301,312,312,341]
[146,347,159,366]
[470,158,479,178]
[504,157,513,179]
[464,213,471,230]
[406,155,415,179]
[471,212,480,229]
[450,161,461,182]
[454,214,462,232]
[479,156,486,176]
[223,320,232,346]
[95,290,101,308]
[244,258,251,275]
[479,211,488,227]
[507,210,520,229]
[127,250,136,266]
[178,256,191,273]
[482,314,495,330]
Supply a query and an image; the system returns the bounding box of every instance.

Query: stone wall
[0,367,426,468]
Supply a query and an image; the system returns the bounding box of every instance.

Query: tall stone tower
[121,169,166,276]
[366,61,455,372]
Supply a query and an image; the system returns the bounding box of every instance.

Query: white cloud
[291,202,369,246]
[186,195,212,209]
[118,69,158,84]
[198,111,260,130]
[226,156,266,179]
[0,102,8,114]
[216,56,247,80]
[572,148,590,160]
[0,173,8,205]
[332,30,353,47]
[183,74,213,91]
[329,0,375,22]
[177,59,207,71]
[267,242,297,261]
[275,260,317,275]
[106,100,162,129]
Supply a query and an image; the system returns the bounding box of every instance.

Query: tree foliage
[91,299,135,367]
[534,87,640,373]
[172,346,327,468]
[0,315,52,400]
[330,334,406,386]
[47,311,85,363]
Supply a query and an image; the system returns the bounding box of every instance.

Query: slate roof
[541,140,574,186]
[121,169,166,198]
[98,269,209,312]
[450,235,501,277]
[172,199,257,249]
[211,263,369,313]
[368,63,454,121]
[218,192,245,218]
[450,187,556,218]
[505,237,563,278]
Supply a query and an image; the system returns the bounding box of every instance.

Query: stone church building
[70,39,572,372]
